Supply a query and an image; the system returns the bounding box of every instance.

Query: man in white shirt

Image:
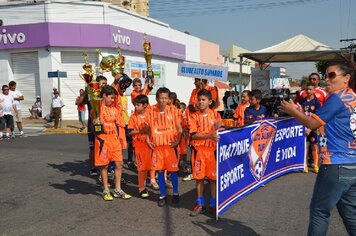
[9,81,24,136]
[51,90,65,129]
[0,85,17,139]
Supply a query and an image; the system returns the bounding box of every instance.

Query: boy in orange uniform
[189,89,221,216]
[94,85,132,201]
[130,78,153,104]
[179,102,189,172]
[146,87,182,207]
[128,94,152,198]
[233,90,251,127]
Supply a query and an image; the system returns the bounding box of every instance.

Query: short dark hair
[156,87,170,99]
[180,102,187,110]
[308,73,320,80]
[132,78,142,86]
[197,89,212,100]
[134,94,149,105]
[96,75,107,83]
[306,82,315,88]
[242,90,251,97]
[2,85,9,90]
[9,81,16,87]
[169,91,177,100]
[100,85,116,97]
[251,89,263,100]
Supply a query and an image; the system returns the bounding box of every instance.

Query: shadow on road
[48,160,90,177]
[192,217,260,236]
[50,179,101,196]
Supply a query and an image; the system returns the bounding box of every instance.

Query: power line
[150,0,329,18]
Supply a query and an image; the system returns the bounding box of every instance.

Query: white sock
[20,131,24,135]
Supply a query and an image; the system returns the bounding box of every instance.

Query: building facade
[0,1,221,119]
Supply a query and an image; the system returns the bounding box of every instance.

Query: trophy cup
[143,33,155,85]
[79,52,104,135]
[96,49,118,73]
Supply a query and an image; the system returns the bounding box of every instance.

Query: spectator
[75,89,86,131]
[281,62,356,235]
[0,85,17,139]
[51,90,65,129]
[29,96,42,119]
[8,81,24,136]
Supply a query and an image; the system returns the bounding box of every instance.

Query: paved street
[0,134,347,236]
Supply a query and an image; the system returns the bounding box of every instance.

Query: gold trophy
[79,52,104,135]
[143,33,154,84]
[96,49,118,73]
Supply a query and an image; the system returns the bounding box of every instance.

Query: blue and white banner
[178,63,228,81]
[217,118,305,217]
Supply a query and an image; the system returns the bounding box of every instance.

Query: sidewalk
[22,117,87,134]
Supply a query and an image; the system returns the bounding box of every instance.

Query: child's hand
[93,118,100,125]
[210,133,220,142]
[214,121,221,130]
[170,140,180,148]
[147,140,155,149]
[305,128,311,136]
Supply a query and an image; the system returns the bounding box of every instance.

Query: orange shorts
[152,146,179,172]
[179,137,188,155]
[192,147,216,180]
[134,142,152,172]
[119,126,127,150]
[94,134,123,166]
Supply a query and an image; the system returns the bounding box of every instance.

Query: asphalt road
[0,134,348,236]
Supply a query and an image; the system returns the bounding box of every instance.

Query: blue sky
[150,0,356,79]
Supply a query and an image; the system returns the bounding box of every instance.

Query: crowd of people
[2,60,355,233]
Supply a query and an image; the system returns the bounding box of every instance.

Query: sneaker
[5,135,10,140]
[89,168,98,176]
[165,180,173,189]
[172,194,180,204]
[113,189,132,199]
[151,181,159,190]
[183,174,194,181]
[314,166,319,174]
[102,189,113,201]
[158,196,167,207]
[189,204,206,217]
[139,189,149,199]
[20,131,24,137]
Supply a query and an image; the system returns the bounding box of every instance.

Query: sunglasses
[323,71,346,80]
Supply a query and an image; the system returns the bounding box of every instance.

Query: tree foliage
[315,61,330,76]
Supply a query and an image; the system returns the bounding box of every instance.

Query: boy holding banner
[189,89,221,216]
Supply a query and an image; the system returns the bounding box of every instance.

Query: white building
[0,1,222,119]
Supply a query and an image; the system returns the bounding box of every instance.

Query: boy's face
[156,92,169,108]
[133,82,142,91]
[103,94,115,105]
[241,92,250,104]
[198,95,212,111]
[98,79,107,88]
[134,103,146,113]
[250,96,260,107]
[179,105,186,113]
[306,85,315,97]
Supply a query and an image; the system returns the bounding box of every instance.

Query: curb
[44,128,88,134]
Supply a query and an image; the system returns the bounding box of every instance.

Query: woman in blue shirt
[281,62,356,236]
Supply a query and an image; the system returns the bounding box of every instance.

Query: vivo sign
[112,29,131,46]
[0,29,26,45]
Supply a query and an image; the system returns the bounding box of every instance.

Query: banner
[251,69,270,96]
[217,118,305,217]
[178,63,228,81]
[124,60,165,95]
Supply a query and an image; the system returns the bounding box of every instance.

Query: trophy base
[94,123,105,135]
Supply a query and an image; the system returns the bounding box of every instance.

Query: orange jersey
[190,109,222,149]
[128,112,148,145]
[98,102,121,135]
[146,104,181,147]
[233,103,249,127]
[189,88,199,106]
[205,85,218,103]
[131,89,150,104]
